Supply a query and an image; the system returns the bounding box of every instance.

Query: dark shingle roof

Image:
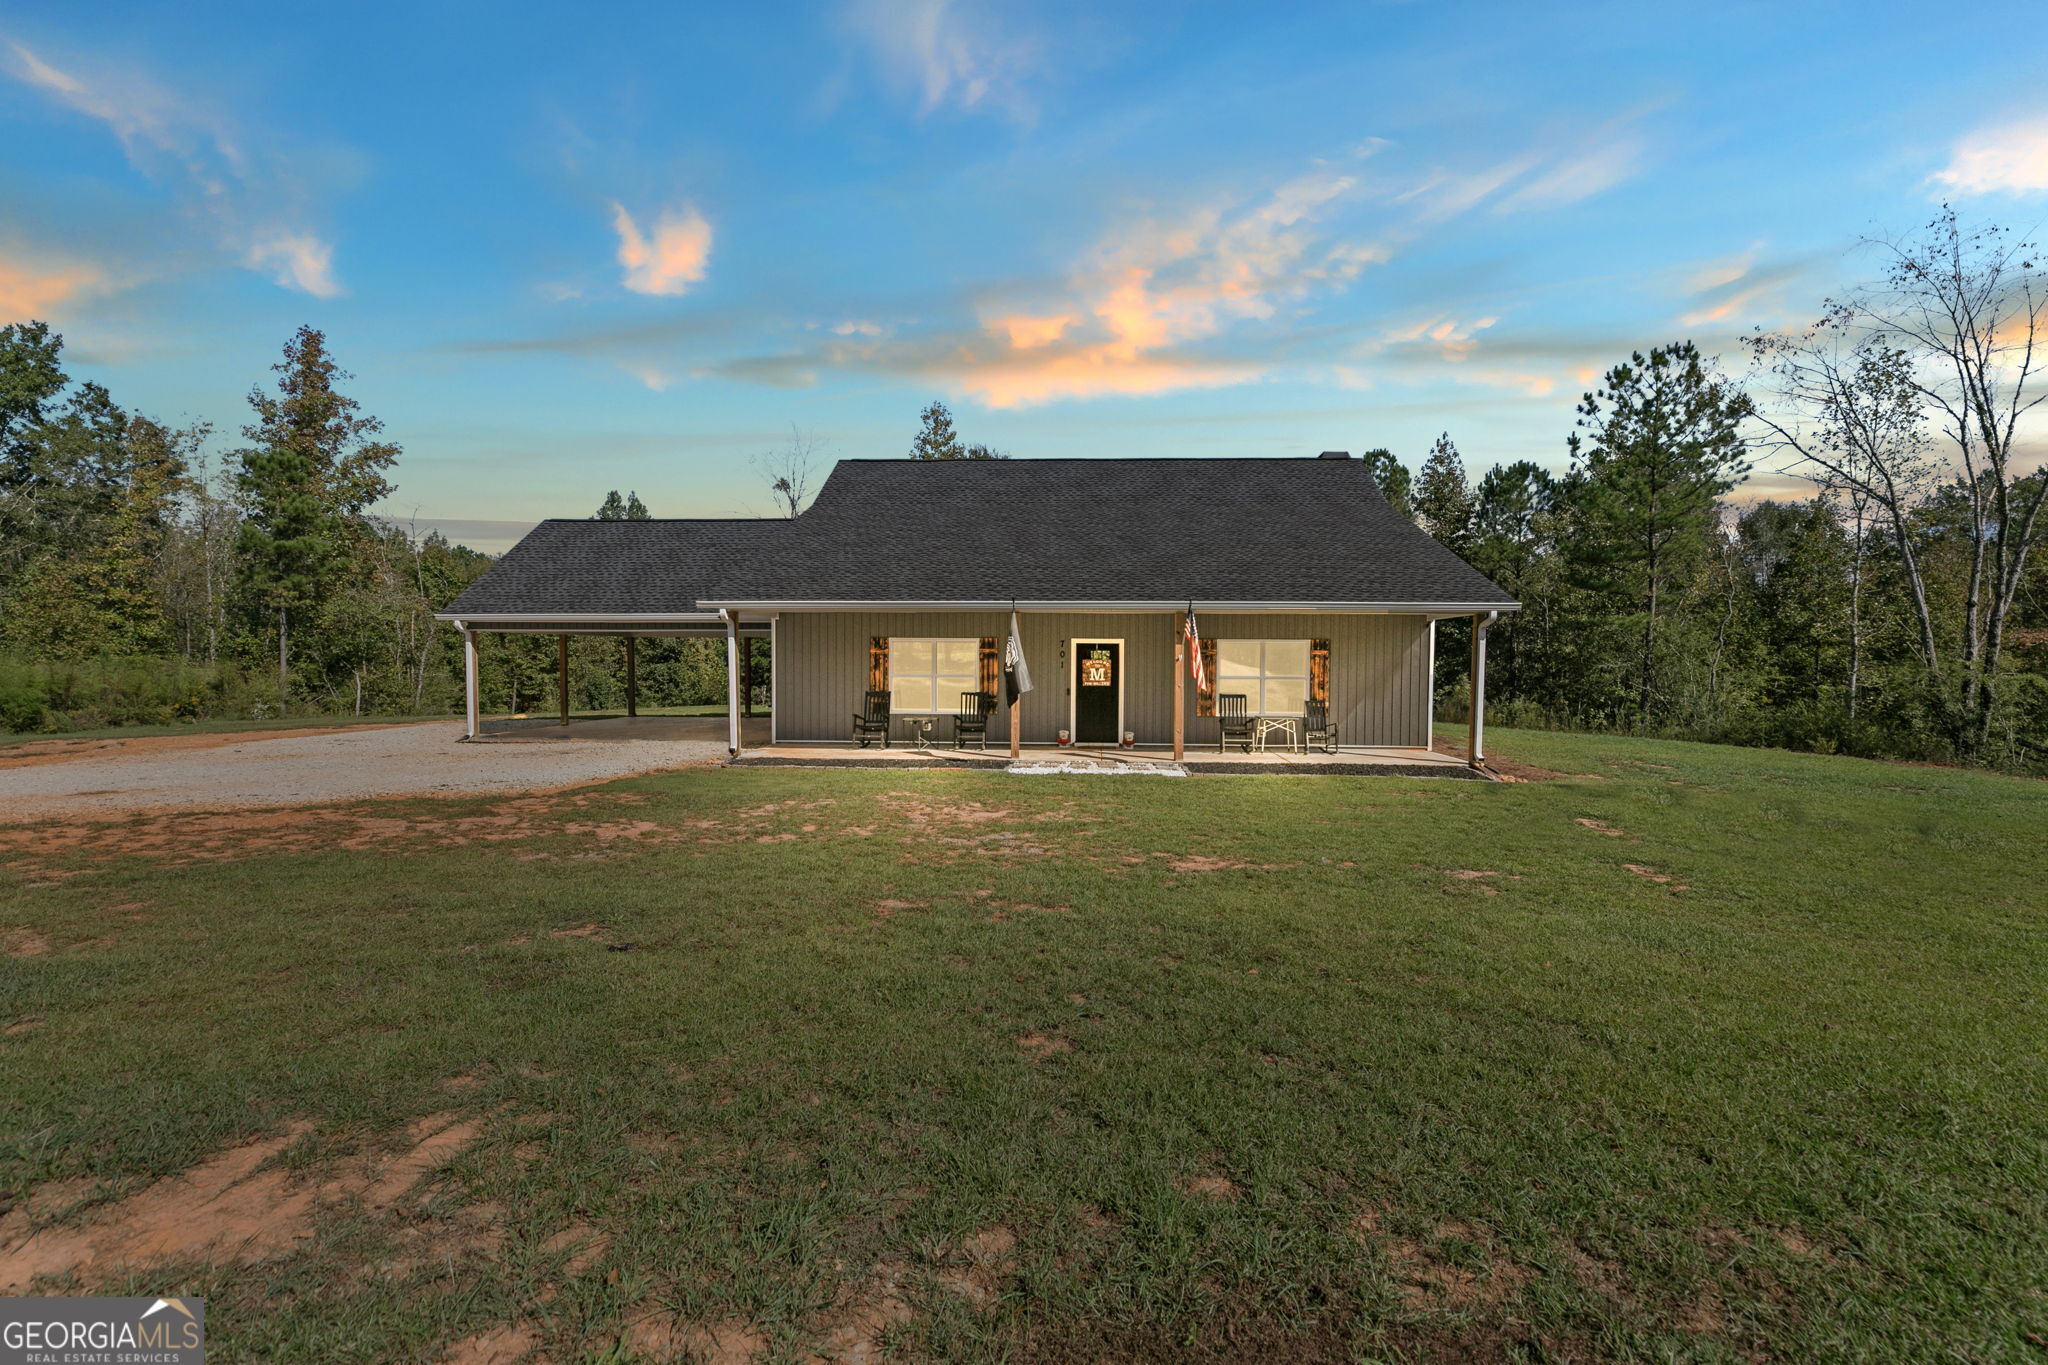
[443,519,791,616]
[699,457,1516,608]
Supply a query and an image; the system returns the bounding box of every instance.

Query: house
[437,452,1519,765]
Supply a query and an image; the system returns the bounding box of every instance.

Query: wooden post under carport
[722,611,743,758]
[462,627,480,739]
[624,636,637,718]
[558,634,569,726]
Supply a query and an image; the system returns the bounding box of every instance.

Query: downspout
[1468,611,1499,770]
[721,609,743,758]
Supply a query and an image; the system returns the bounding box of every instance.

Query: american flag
[1184,607,1205,693]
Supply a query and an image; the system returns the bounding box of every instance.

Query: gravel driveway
[0,722,729,819]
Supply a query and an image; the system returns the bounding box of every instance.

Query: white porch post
[1467,611,1497,769]
[723,610,743,757]
[462,626,480,740]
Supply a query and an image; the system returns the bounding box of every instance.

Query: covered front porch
[731,740,1482,777]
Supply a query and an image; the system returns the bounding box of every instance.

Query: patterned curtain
[1310,639,1330,703]
[868,638,889,693]
[978,637,999,698]
[1196,638,1219,717]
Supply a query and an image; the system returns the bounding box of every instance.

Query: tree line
[1375,212,2046,768]
[1,209,2042,766]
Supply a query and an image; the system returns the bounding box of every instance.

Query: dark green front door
[1073,641,1120,743]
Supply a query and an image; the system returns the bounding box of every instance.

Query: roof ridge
[535,517,789,524]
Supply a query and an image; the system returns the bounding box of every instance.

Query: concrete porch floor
[733,741,1484,777]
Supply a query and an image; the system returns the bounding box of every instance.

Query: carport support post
[723,610,743,758]
[462,628,479,740]
[1172,611,1186,762]
[558,634,569,727]
[624,636,637,718]
[1467,612,1493,769]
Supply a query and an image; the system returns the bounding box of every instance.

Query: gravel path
[0,723,727,819]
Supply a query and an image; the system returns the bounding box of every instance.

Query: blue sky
[4,0,2046,551]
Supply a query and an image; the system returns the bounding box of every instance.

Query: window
[889,638,980,713]
[1215,639,1310,715]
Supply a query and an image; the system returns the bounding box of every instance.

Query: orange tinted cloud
[957,167,1385,406]
[610,202,713,296]
[0,254,106,322]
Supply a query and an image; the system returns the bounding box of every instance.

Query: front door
[1072,640,1121,743]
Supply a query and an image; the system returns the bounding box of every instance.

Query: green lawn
[2,731,2043,1362]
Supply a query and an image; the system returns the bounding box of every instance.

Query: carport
[434,519,791,757]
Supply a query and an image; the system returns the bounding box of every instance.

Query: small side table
[1253,717,1301,753]
[903,717,936,750]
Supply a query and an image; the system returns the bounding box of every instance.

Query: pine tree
[234,326,395,705]
[1413,433,1474,550]
[1568,342,1751,723]
[594,490,653,520]
[1359,448,1413,518]
[909,401,965,460]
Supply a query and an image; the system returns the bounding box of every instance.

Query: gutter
[694,599,1522,614]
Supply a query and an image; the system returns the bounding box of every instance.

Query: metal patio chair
[1217,693,1254,752]
[852,690,892,748]
[1304,698,1339,754]
[953,691,994,749]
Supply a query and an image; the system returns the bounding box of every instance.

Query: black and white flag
[1004,611,1033,704]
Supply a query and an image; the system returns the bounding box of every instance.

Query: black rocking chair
[1304,698,1339,754]
[953,691,994,749]
[1217,693,1254,752]
[852,690,892,748]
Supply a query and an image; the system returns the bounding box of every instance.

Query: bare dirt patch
[443,1323,539,1364]
[936,1225,1018,1309]
[1016,1033,1072,1062]
[873,899,928,918]
[0,1111,485,1293]
[1178,1174,1241,1202]
[813,1260,916,1362]
[1574,817,1629,837]
[1354,1208,1532,1312]
[1623,863,1688,890]
[0,724,421,771]
[1155,852,1294,874]
[1442,869,1501,895]
[628,1310,765,1364]
[3,928,51,957]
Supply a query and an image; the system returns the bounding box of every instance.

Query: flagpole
[1173,607,1187,762]
[1008,602,1022,759]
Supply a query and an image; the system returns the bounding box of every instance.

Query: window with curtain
[888,638,981,713]
[1214,639,1310,715]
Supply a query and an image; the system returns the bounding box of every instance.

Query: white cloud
[3,40,341,296]
[246,230,340,299]
[840,0,1040,118]
[1400,122,1649,220]
[1491,134,1645,213]
[1931,117,2048,196]
[610,202,713,297]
